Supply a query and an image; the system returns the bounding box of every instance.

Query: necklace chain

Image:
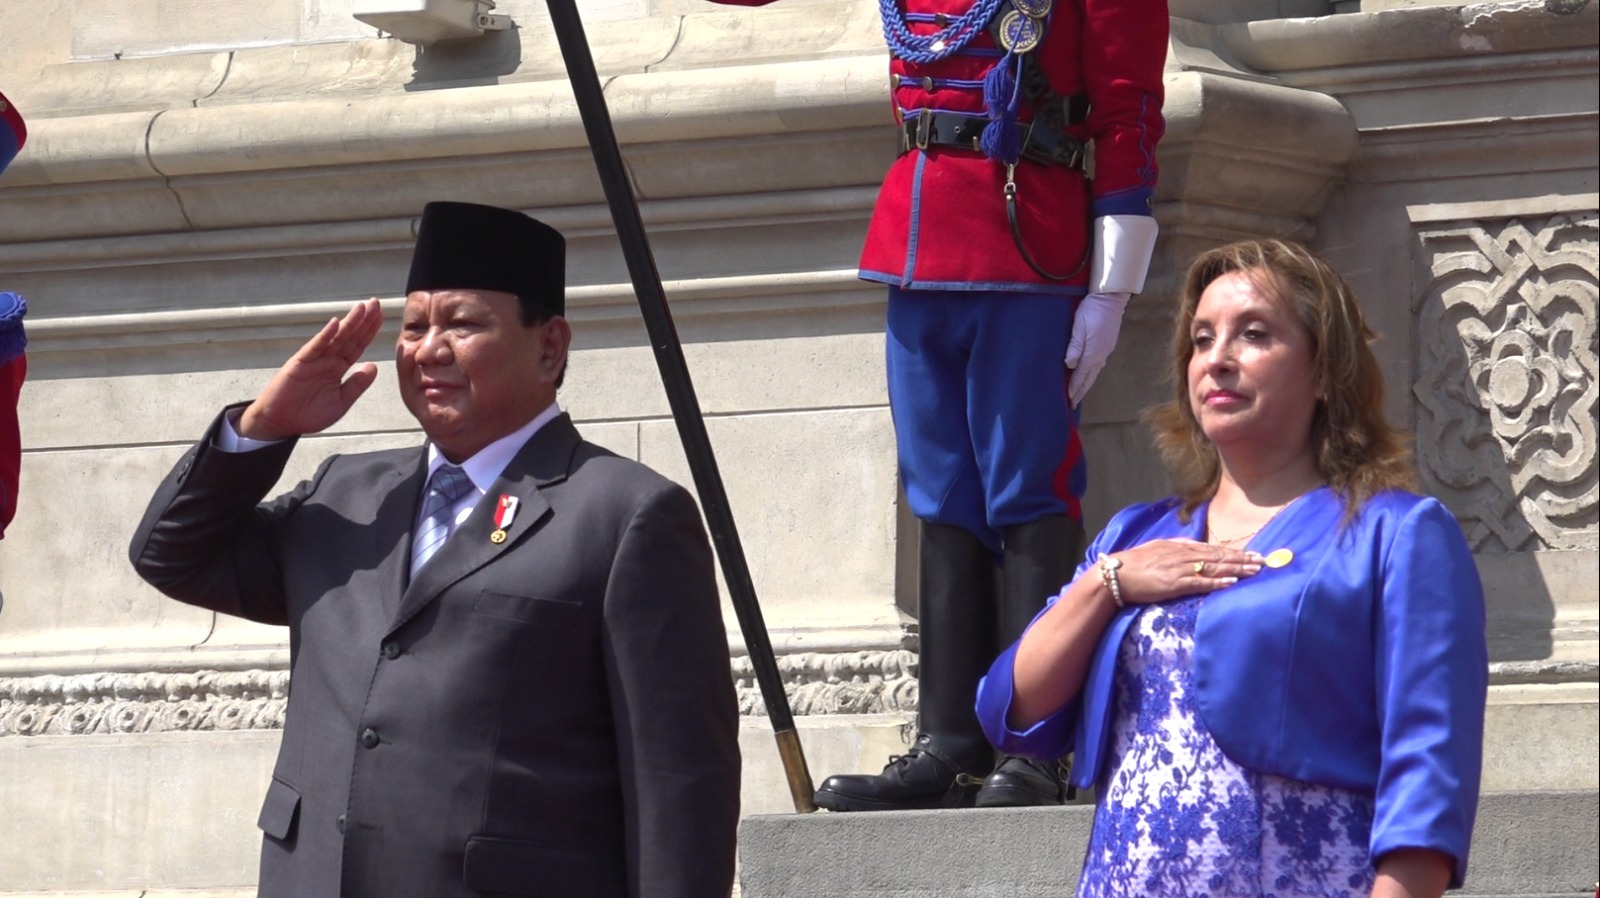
[1207,497,1299,547]
[1208,525,1262,548]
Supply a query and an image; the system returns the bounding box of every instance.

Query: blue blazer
[976,487,1488,887]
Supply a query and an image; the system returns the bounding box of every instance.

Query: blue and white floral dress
[1077,594,1378,898]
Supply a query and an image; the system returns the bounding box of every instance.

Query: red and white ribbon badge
[494,495,519,531]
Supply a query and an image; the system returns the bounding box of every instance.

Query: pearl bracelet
[1097,553,1124,609]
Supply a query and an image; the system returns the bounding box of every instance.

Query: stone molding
[4,54,888,189]
[0,53,892,248]
[734,650,920,717]
[7,651,1590,737]
[36,2,886,91]
[1156,70,1357,232]
[0,669,288,738]
[1489,659,1600,686]
[1223,0,1597,74]
[1414,212,1599,552]
[1355,116,1597,185]
[0,649,922,737]
[25,267,871,355]
[1200,0,1598,173]
[1,184,879,273]
[0,41,1362,254]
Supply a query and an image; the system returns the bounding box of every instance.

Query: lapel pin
[491,495,519,544]
[1265,548,1294,569]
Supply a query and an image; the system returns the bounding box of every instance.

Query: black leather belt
[899,111,1086,170]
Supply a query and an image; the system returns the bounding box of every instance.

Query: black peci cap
[406,201,565,317]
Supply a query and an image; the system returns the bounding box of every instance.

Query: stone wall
[0,0,1595,893]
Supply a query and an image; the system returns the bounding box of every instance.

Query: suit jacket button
[336,814,347,833]
[381,641,401,660]
[360,728,380,749]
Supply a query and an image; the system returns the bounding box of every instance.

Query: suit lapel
[387,415,581,635]
[380,449,432,621]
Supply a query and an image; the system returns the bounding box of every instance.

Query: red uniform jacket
[0,354,21,538]
[2,91,26,539]
[711,0,1167,291]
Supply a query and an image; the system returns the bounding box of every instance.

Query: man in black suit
[130,202,741,898]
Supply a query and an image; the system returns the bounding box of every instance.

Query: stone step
[738,789,1597,898]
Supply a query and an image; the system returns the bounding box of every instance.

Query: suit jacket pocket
[462,836,623,897]
[256,777,301,843]
[474,589,584,626]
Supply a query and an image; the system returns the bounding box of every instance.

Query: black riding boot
[975,515,1085,808]
[813,521,997,811]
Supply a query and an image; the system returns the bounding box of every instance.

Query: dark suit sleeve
[128,404,313,626]
[600,483,740,898]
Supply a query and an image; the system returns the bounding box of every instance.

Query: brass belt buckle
[915,112,933,151]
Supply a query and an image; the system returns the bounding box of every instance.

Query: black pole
[543,0,816,813]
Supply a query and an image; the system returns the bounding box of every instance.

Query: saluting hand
[239,299,384,441]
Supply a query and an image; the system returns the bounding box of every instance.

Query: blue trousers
[886,287,1085,554]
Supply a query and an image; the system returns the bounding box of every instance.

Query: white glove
[1089,215,1160,295]
[1065,292,1130,407]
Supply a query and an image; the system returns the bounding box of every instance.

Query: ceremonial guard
[711,0,1168,809]
[2,89,28,544]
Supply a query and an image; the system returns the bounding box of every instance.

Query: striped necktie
[410,464,474,578]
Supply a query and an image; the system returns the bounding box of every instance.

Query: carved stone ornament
[0,670,289,737]
[733,650,920,716]
[1414,213,1599,552]
[2,650,923,737]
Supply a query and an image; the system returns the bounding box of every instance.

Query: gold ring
[1193,561,1206,575]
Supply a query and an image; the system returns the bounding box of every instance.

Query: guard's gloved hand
[1068,209,1159,408]
[1065,292,1129,407]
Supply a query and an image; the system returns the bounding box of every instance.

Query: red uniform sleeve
[1079,0,1167,217]
[0,354,23,538]
[1,88,26,176]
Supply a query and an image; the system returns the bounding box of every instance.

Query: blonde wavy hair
[1144,239,1416,517]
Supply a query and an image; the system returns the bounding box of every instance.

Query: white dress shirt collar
[425,400,563,494]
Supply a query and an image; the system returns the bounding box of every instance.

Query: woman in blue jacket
[976,239,1487,897]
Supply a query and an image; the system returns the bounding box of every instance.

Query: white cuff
[217,407,283,453]
[1089,215,1160,295]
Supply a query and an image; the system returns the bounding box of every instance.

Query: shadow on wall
[1410,213,1600,663]
[405,26,524,91]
